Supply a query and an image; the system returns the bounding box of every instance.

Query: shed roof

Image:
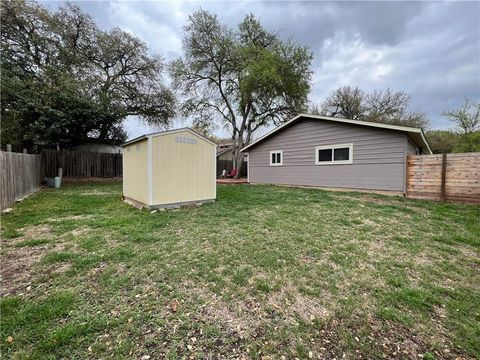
[240,114,432,154]
[121,127,217,147]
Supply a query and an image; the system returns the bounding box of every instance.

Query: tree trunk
[233,150,244,179]
[232,136,244,179]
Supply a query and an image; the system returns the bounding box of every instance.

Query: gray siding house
[241,114,431,193]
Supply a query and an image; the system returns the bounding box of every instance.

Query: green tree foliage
[425,130,461,154]
[170,11,312,176]
[1,0,175,151]
[424,100,480,154]
[443,99,480,152]
[319,86,429,128]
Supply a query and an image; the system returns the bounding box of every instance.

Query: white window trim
[315,143,353,165]
[269,150,283,166]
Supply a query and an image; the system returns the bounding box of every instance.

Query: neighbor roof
[216,145,233,157]
[241,114,432,154]
[121,127,217,147]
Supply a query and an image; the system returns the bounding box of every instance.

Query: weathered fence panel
[42,150,122,178]
[1,151,42,210]
[407,152,480,204]
[216,159,248,177]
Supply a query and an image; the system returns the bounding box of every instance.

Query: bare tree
[319,86,429,128]
[320,86,365,120]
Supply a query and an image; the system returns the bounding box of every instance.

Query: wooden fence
[1,151,42,210]
[42,149,122,178]
[407,152,480,204]
[216,159,248,177]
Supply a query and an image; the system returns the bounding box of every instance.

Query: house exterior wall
[407,138,419,155]
[123,139,148,204]
[151,130,216,206]
[76,143,122,154]
[218,149,233,161]
[247,119,410,192]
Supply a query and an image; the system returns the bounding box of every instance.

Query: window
[318,148,332,162]
[270,150,283,166]
[315,144,353,165]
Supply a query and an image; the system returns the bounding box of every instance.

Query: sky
[44,0,480,140]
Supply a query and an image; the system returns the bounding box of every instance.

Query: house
[216,144,248,177]
[76,142,122,154]
[216,144,234,161]
[121,128,216,209]
[241,114,432,193]
[216,144,248,162]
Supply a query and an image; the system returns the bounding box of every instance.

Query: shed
[121,128,216,209]
[241,114,432,194]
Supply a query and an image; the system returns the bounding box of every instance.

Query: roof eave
[121,128,217,147]
[121,135,147,147]
[241,113,431,153]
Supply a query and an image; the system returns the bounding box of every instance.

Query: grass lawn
[1,182,479,359]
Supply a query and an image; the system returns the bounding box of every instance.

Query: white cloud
[63,0,479,135]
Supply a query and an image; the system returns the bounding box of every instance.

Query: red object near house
[226,168,237,178]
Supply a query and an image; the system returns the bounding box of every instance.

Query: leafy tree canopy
[1,0,175,151]
[442,99,480,152]
[170,10,312,176]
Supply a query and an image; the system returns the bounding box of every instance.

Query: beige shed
[121,128,216,209]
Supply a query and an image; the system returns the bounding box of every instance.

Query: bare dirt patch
[2,224,53,246]
[308,315,456,360]
[0,241,67,296]
[0,224,75,296]
[268,288,330,324]
[0,246,47,296]
[192,286,263,336]
[186,280,331,339]
[69,226,91,237]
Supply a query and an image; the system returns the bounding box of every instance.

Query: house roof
[216,146,233,157]
[121,127,217,147]
[240,113,432,154]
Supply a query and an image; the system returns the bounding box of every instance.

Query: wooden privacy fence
[407,152,480,204]
[216,159,248,177]
[1,151,42,210]
[42,149,122,178]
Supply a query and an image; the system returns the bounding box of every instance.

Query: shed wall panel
[248,119,408,191]
[123,139,148,204]
[151,130,215,205]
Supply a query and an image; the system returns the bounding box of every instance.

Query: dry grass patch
[48,214,95,222]
[1,183,479,359]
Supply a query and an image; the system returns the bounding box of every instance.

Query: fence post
[6,144,12,152]
[440,153,447,201]
[23,148,27,154]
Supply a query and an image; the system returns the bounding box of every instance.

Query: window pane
[276,153,281,164]
[271,153,276,164]
[318,149,332,162]
[334,147,350,161]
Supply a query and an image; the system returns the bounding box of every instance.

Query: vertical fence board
[0,151,42,210]
[41,149,123,178]
[407,152,480,204]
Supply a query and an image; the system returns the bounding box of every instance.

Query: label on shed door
[176,136,197,145]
